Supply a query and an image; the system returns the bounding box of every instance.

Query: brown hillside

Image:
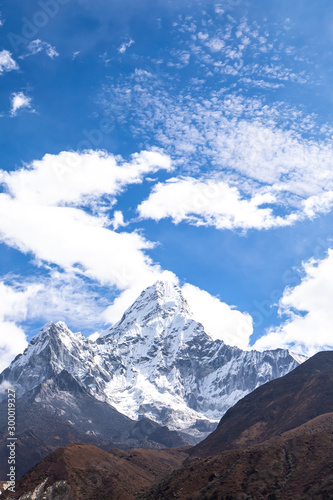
[2,444,189,500]
[142,413,333,500]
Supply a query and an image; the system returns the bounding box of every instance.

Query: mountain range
[0,280,307,481]
[0,281,304,436]
[2,351,332,499]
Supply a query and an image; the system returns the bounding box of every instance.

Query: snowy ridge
[289,351,308,364]
[0,281,304,439]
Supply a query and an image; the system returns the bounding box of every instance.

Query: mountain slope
[4,416,333,499]
[141,413,333,500]
[1,444,190,500]
[190,350,333,458]
[0,281,304,438]
[0,370,189,479]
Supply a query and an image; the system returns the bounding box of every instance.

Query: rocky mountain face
[0,370,188,479]
[0,281,304,440]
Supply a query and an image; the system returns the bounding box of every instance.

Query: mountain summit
[102,280,193,343]
[0,280,304,439]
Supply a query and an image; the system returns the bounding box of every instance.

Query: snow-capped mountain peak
[123,280,192,321]
[31,320,82,343]
[0,281,305,439]
[0,321,88,398]
[151,280,192,316]
[104,280,194,342]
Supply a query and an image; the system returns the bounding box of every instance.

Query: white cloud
[0,282,42,371]
[10,92,33,116]
[111,210,127,230]
[302,191,333,219]
[0,50,18,74]
[182,283,253,349]
[205,37,225,52]
[23,39,59,59]
[253,250,333,356]
[0,150,175,352]
[0,150,171,289]
[118,39,135,54]
[0,282,42,324]
[101,285,150,325]
[138,177,300,230]
[3,149,172,206]
[0,322,28,372]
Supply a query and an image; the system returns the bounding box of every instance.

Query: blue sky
[1,0,333,370]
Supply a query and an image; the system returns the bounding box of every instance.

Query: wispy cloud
[101,68,333,230]
[2,270,116,332]
[100,52,112,65]
[118,39,135,54]
[21,39,59,59]
[0,272,116,370]
[171,14,312,86]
